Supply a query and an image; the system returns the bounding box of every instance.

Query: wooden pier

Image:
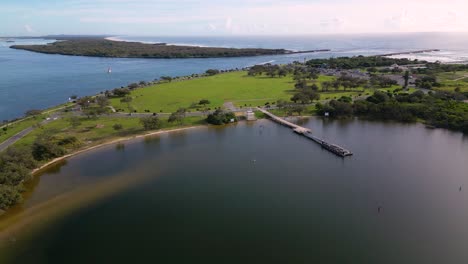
[257,108,353,157]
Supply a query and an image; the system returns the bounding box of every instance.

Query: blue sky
[1,0,468,36]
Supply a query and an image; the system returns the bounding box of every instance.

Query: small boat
[107,67,112,74]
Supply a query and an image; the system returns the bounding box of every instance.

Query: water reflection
[1,119,468,263]
[41,160,68,175]
[115,143,125,151]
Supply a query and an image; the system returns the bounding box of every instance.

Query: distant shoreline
[9,38,292,59]
[10,36,331,59]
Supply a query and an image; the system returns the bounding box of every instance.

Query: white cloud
[208,23,217,31]
[225,17,233,31]
[80,15,218,24]
[3,0,468,35]
[24,24,34,33]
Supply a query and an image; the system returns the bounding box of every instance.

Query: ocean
[1,33,468,121]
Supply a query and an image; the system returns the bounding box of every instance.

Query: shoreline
[31,125,204,176]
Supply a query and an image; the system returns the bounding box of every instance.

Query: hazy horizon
[3,31,468,39]
[2,0,468,36]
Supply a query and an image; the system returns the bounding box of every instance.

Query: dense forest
[306,56,425,69]
[317,90,468,134]
[11,39,289,58]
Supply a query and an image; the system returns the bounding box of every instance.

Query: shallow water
[1,118,468,263]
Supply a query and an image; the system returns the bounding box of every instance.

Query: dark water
[2,33,468,121]
[2,118,468,263]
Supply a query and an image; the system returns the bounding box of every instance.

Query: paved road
[0,127,35,152]
[0,115,60,152]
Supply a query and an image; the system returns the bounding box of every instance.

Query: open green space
[111,71,298,112]
[436,71,468,92]
[14,115,206,148]
[110,71,409,112]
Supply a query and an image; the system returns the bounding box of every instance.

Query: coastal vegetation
[1,56,468,212]
[306,56,426,69]
[206,110,237,125]
[318,90,468,133]
[11,39,289,59]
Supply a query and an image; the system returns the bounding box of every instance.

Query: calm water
[2,118,468,263]
[2,33,468,121]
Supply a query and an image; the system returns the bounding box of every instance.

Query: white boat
[107,67,112,74]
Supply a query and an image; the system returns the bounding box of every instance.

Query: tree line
[317,90,468,134]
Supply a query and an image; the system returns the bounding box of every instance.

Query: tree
[128,83,139,89]
[0,147,37,170]
[168,108,187,124]
[367,91,390,104]
[206,109,237,125]
[321,81,332,92]
[140,116,161,130]
[0,185,22,210]
[113,123,123,130]
[295,79,308,89]
[69,116,81,128]
[276,99,288,110]
[25,109,42,117]
[83,108,100,119]
[307,69,319,80]
[199,99,210,106]
[32,133,66,161]
[112,88,131,97]
[168,112,183,123]
[77,96,93,108]
[205,69,220,76]
[266,65,279,78]
[370,75,398,88]
[120,96,133,103]
[160,76,173,82]
[96,96,109,108]
[278,68,288,77]
[403,71,410,89]
[288,105,306,116]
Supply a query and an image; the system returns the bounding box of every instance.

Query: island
[10,38,330,59]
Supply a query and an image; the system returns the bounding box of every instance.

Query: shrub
[113,123,123,130]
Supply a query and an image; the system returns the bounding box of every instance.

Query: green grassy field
[14,115,206,148]
[110,72,341,112]
[437,71,468,92]
[111,71,295,112]
[110,71,411,112]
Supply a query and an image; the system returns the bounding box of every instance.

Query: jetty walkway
[257,108,353,157]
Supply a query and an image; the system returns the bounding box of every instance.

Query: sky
[1,0,468,36]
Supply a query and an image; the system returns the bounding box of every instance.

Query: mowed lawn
[110,71,299,112]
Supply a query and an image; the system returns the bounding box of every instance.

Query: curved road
[0,115,60,152]
[0,127,35,152]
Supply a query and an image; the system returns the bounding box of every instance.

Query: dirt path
[452,75,468,81]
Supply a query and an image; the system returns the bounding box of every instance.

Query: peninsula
[1,56,467,213]
[10,38,329,59]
